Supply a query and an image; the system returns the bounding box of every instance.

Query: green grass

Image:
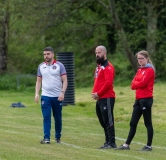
[0,83,166,160]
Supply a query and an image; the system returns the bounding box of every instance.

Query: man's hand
[58,92,65,101]
[92,92,99,100]
[35,94,39,103]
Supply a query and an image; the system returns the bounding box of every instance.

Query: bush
[0,74,36,91]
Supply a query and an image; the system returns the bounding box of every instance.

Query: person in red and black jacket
[116,50,155,151]
[92,45,117,149]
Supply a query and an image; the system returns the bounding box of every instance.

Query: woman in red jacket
[116,50,155,151]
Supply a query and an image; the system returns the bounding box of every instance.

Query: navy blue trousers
[41,96,62,140]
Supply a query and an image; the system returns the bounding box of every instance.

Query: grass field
[0,82,166,160]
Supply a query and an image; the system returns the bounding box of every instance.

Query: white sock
[146,145,152,148]
[123,144,129,147]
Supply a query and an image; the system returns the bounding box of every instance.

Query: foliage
[1,0,166,86]
[0,73,36,90]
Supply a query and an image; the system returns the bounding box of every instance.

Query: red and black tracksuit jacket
[92,60,115,99]
[131,64,155,99]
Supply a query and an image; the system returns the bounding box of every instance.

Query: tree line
[0,0,166,84]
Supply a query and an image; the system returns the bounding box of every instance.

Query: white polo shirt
[37,60,66,97]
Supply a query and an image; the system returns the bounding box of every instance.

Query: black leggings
[126,98,153,146]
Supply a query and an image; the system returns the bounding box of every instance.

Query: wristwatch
[61,91,65,94]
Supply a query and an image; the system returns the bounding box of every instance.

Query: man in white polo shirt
[35,46,68,144]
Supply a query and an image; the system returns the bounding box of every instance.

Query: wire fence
[16,74,36,89]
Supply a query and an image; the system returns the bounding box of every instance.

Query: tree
[0,0,9,73]
[3,0,166,80]
[109,0,138,72]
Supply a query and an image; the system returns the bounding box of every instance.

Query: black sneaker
[140,146,152,151]
[40,139,50,144]
[110,143,117,148]
[99,143,116,149]
[55,138,61,143]
[98,143,107,149]
[115,145,130,150]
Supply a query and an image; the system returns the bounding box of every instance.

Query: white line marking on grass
[116,137,166,149]
[1,128,166,151]
[0,128,148,160]
[90,133,166,150]
[99,149,147,160]
[61,142,147,160]
[61,142,81,148]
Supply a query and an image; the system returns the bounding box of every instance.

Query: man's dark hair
[43,47,54,53]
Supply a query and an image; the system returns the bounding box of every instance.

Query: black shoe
[99,143,115,149]
[115,145,130,150]
[55,138,61,143]
[110,143,117,148]
[99,143,107,149]
[40,139,50,144]
[140,146,152,151]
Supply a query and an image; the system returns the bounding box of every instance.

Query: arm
[58,74,68,101]
[131,68,154,90]
[34,76,42,103]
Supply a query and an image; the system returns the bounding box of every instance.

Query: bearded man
[92,45,117,149]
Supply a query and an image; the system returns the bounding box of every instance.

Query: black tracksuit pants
[126,98,153,146]
[96,98,116,146]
